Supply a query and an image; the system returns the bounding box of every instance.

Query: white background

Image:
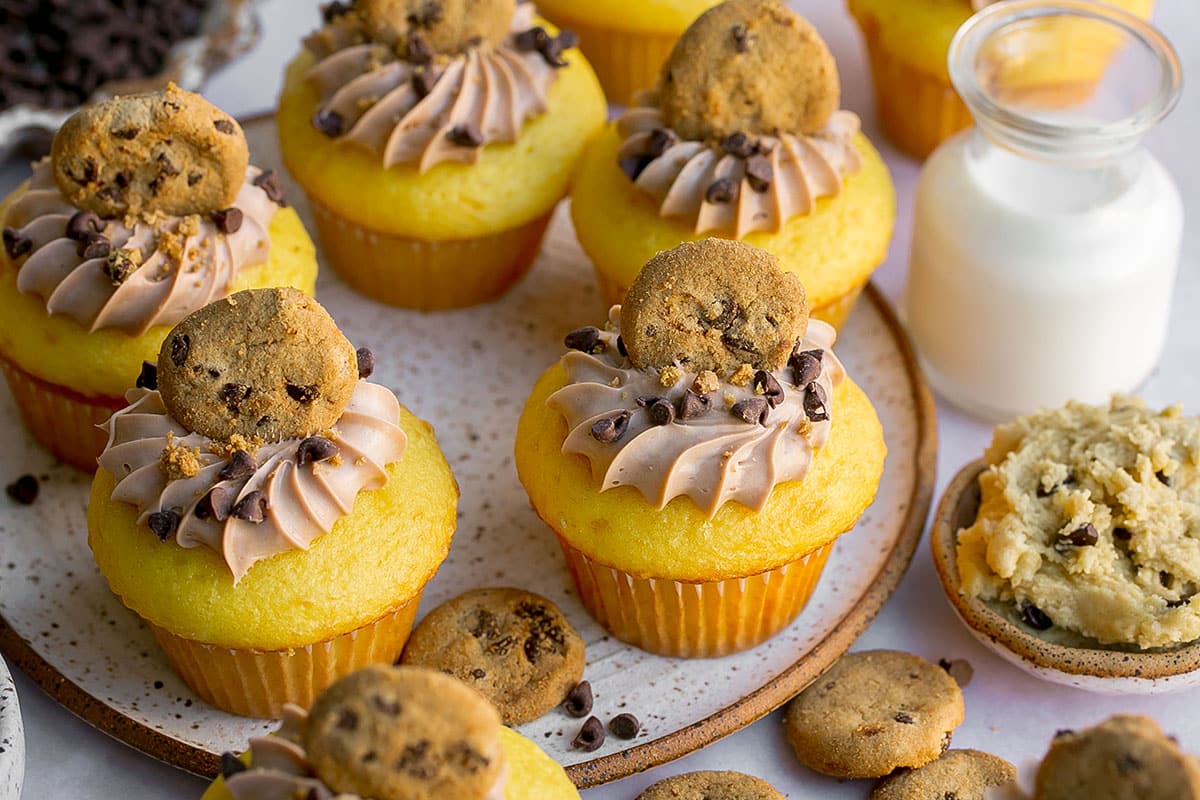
[9,0,1200,797]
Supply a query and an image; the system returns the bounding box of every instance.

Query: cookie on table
[783,650,965,779]
[871,749,1016,800]
[400,587,585,725]
[636,770,785,799]
[1034,715,1200,800]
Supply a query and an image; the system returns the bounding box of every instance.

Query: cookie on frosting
[658,0,839,142]
[637,771,785,799]
[620,239,808,374]
[356,0,516,56]
[401,587,585,725]
[783,650,965,779]
[871,749,1016,800]
[156,287,359,443]
[304,665,505,800]
[50,83,249,219]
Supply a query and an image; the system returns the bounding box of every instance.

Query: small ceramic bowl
[0,654,24,800]
[931,459,1200,694]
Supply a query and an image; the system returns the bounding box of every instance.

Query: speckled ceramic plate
[0,115,936,787]
[0,655,22,800]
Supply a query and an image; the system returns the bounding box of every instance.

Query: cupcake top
[1,84,286,335]
[97,288,407,583]
[302,0,577,172]
[546,239,844,516]
[221,665,508,800]
[616,0,863,238]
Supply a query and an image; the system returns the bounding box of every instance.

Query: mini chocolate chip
[322,0,352,21]
[253,170,287,206]
[371,694,401,715]
[471,668,486,679]
[617,336,628,357]
[286,384,320,403]
[65,210,102,241]
[1053,729,1075,738]
[1036,483,1055,498]
[219,382,251,412]
[731,22,750,52]
[563,681,593,718]
[406,31,434,65]
[1056,523,1098,551]
[721,132,756,158]
[619,155,653,181]
[447,123,484,148]
[731,396,769,425]
[789,348,823,387]
[1113,527,1133,541]
[647,127,677,157]
[298,436,339,465]
[231,490,268,523]
[1117,754,1144,776]
[572,716,605,751]
[313,109,344,137]
[677,390,711,420]
[894,711,914,724]
[219,751,247,779]
[336,708,359,731]
[217,450,255,482]
[213,119,235,134]
[705,177,737,204]
[752,370,784,407]
[114,172,130,189]
[804,382,829,422]
[112,126,140,140]
[136,361,157,390]
[412,69,438,98]
[77,233,111,260]
[1167,596,1191,609]
[645,398,675,426]
[187,172,203,187]
[5,474,38,505]
[1019,601,1053,631]
[356,347,375,378]
[407,1,444,27]
[564,326,602,352]
[745,154,773,192]
[590,411,631,443]
[937,658,974,688]
[1161,570,1174,589]
[210,207,243,234]
[147,509,179,541]
[170,333,190,366]
[1157,470,1172,486]
[194,486,231,522]
[514,26,551,53]
[520,28,575,67]
[2,228,31,260]
[609,713,640,740]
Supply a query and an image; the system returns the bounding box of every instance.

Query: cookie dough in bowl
[931,397,1200,693]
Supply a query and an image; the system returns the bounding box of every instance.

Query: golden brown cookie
[357,0,515,55]
[871,749,1016,800]
[1034,715,1200,800]
[156,287,359,443]
[401,588,585,725]
[304,665,504,800]
[636,771,785,799]
[783,650,965,779]
[658,0,839,142]
[50,83,248,219]
[620,239,808,374]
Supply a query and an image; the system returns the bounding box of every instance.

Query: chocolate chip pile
[0,0,211,111]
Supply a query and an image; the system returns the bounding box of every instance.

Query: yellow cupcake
[571,0,895,328]
[534,0,724,104]
[515,241,886,657]
[276,2,606,310]
[88,290,458,717]
[0,86,317,471]
[847,0,1156,159]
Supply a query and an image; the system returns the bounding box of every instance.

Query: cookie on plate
[871,748,1016,800]
[637,770,784,799]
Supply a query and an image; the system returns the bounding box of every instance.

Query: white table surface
[9,1,1200,797]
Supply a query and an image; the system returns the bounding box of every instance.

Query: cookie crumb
[659,365,682,387]
[692,370,719,395]
[160,441,201,481]
[729,363,755,386]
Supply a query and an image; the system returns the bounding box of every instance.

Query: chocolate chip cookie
[357,0,515,56]
[50,83,248,219]
[620,239,808,374]
[871,749,1016,800]
[637,771,785,799]
[401,588,585,725]
[156,287,359,443]
[658,0,839,142]
[783,650,965,779]
[304,665,505,800]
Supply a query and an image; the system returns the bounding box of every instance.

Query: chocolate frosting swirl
[97,381,407,584]
[548,308,844,517]
[303,4,560,173]
[4,159,277,335]
[616,100,863,239]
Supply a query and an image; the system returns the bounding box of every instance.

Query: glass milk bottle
[905,0,1183,421]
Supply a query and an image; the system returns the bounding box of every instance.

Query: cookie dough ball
[358,0,515,56]
[401,588,585,725]
[637,771,785,799]
[304,665,505,800]
[620,239,808,374]
[157,288,359,443]
[51,83,248,219]
[871,749,1016,800]
[659,0,839,142]
[783,650,965,779]
[1035,716,1200,800]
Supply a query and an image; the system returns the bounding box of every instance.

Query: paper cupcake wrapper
[1,357,124,472]
[307,194,550,310]
[147,593,422,718]
[557,536,834,658]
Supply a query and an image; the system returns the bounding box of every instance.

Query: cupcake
[87,288,458,717]
[277,0,607,310]
[571,0,895,329]
[847,0,1156,159]
[0,84,317,471]
[514,239,887,657]
[202,664,581,800]
[533,0,723,105]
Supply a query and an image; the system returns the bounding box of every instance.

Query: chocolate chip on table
[705,177,737,204]
[194,486,231,522]
[447,123,484,148]
[731,396,769,425]
[356,347,375,379]
[564,326,603,353]
[1019,601,1053,631]
[65,210,102,241]
[609,713,640,740]
[231,490,269,523]
[752,370,784,408]
[210,207,243,234]
[136,361,158,390]
[1055,523,1099,551]
[745,154,773,192]
[217,450,256,482]
[677,390,711,420]
[721,132,756,158]
[803,383,829,422]
[2,227,31,259]
[639,396,675,426]
[5,474,38,505]
[572,716,605,751]
[563,681,593,718]
[312,108,344,137]
[590,411,631,443]
[297,436,339,465]
[219,751,247,779]
[147,509,180,541]
[77,233,111,260]
[252,170,287,206]
[790,349,823,387]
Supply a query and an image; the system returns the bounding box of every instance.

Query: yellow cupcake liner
[147,593,422,718]
[539,12,680,105]
[308,194,551,310]
[557,536,834,658]
[1,356,124,472]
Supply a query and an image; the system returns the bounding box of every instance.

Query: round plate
[0,654,23,800]
[0,115,936,787]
